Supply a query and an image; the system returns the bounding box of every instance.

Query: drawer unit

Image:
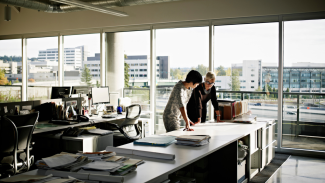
[261,123,276,148]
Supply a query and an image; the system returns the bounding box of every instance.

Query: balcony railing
[125,87,325,151]
[0,85,22,102]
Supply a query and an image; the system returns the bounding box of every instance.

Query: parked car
[287,111,297,115]
[287,106,296,109]
[254,103,262,106]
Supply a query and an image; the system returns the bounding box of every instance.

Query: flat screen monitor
[71,86,91,95]
[92,87,110,104]
[51,87,71,99]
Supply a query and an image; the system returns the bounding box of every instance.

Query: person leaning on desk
[163,70,202,132]
[187,71,223,124]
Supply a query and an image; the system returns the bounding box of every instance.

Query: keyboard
[101,114,117,118]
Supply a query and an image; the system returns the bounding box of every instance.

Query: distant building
[37,45,88,69]
[84,53,100,79]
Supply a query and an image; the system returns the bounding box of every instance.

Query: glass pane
[0,39,22,102]
[155,27,209,134]
[64,34,100,87]
[214,23,279,145]
[121,31,150,118]
[27,37,58,100]
[283,19,325,151]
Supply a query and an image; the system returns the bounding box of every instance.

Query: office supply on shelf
[51,87,71,99]
[133,135,176,146]
[175,135,211,147]
[105,146,175,160]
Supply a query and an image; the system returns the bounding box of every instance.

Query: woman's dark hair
[185,70,202,84]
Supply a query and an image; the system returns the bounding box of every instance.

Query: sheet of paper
[43,155,76,168]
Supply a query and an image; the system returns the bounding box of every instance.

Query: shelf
[250,168,259,179]
[250,148,259,155]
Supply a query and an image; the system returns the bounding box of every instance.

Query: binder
[133,136,176,147]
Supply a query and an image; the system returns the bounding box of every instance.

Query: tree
[170,68,186,80]
[0,69,10,85]
[81,65,93,86]
[197,64,208,76]
[216,65,226,76]
[229,70,240,91]
[226,68,232,76]
[124,62,130,87]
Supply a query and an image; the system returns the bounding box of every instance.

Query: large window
[0,39,22,102]
[120,31,151,116]
[155,27,209,134]
[64,34,100,86]
[214,22,279,144]
[27,37,58,100]
[283,19,325,151]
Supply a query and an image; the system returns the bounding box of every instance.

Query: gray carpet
[250,153,291,183]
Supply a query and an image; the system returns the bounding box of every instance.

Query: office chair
[102,104,142,147]
[0,112,39,177]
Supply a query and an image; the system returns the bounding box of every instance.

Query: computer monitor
[51,87,71,99]
[71,86,91,96]
[92,87,110,105]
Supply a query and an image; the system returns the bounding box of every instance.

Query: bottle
[117,106,122,114]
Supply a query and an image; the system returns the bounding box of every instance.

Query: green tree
[81,65,93,86]
[124,62,130,87]
[216,65,226,76]
[0,69,10,85]
[197,64,208,76]
[170,68,186,80]
[229,70,240,91]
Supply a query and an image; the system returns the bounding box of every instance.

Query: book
[175,135,211,147]
[133,135,176,147]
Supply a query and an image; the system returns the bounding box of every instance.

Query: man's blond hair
[206,71,216,80]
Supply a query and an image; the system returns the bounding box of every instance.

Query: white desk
[119,121,272,183]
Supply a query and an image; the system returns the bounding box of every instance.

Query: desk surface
[120,120,271,183]
[33,115,125,134]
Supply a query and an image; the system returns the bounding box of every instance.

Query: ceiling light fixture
[4,5,11,21]
[50,0,128,17]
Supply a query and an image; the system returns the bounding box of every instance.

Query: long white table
[119,120,272,183]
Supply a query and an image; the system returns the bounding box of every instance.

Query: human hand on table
[194,118,201,125]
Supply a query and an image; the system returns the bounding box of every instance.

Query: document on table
[42,155,77,168]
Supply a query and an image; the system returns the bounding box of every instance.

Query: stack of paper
[175,135,211,147]
[35,153,90,172]
[76,151,116,161]
[81,161,124,172]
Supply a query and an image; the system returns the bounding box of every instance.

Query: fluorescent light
[50,0,128,17]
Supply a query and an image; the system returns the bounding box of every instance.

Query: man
[187,71,223,124]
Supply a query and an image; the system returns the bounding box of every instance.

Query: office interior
[0,0,325,182]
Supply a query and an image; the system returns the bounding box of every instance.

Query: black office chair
[102,104,142,147]
[0,112,39,177]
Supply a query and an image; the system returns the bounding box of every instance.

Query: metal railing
[0,85,22,102]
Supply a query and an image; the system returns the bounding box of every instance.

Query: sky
[0,19,324,68]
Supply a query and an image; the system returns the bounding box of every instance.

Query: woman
[163,70,202,132]
[187,71,222,124]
